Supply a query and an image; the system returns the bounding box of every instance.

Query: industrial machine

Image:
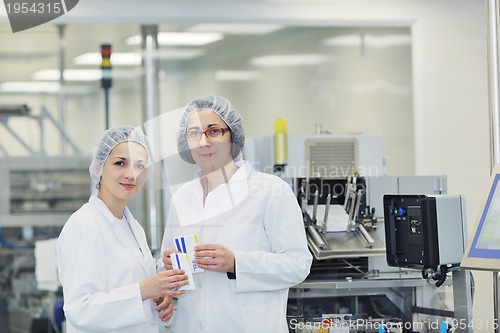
[244,132,471,333]
[0,156,91,228]
[0,104,91,227]
[286,176,460,333]
[244,133,386,179]
[0,104,90,333]
[383,194,472,333]
[384,195,466,281]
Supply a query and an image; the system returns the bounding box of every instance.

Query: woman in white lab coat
[57,126,188,333]
[159,96,313,333]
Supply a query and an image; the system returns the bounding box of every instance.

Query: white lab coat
[161,161,312,333]
[57,195,159,333]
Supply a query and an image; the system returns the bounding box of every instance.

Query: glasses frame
[186,127,230,141]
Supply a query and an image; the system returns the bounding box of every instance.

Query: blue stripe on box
[180,237,187,253]
[174,254,181,269]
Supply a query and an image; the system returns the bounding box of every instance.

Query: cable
[435,266,448,287]
[340,258,366,276]
[469,271,475,303]
[422,265,455,287]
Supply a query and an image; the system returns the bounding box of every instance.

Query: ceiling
[0,22,412,95]
[0,22,279,93]
[0,0,412,96]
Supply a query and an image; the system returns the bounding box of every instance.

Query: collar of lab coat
[89,195,153,275]
[172,161,252,226]
[194,159,251,184]
[89,195,134,223]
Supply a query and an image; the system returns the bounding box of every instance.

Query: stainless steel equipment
[0,105,88,333]
[0,104,90,227]
[245,133,470,333]
[287,176,471,333]
[298,176,384,262]
[244,133,387,179]
[0,156,91,227]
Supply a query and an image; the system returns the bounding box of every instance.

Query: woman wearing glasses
[158,96,312,332]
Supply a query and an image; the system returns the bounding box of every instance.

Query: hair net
[177,96,245,164]
[89,126,153,184]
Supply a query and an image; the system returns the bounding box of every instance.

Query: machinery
[286,175,461,333]
[244,132,471,333]
[383,194,472,333]
[383,194,466,282]
[301,176,380,261]
[0,104,90,333]
[0,156,91,228]
[244,133,386,179]
[0,104,91,227]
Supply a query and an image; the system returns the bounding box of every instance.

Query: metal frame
[0,106,82,157]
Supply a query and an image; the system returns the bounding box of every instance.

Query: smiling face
[186,110,234,174]
[97,141,149,208]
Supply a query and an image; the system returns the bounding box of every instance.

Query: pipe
[58,25,67,155]
[141,25,163,254]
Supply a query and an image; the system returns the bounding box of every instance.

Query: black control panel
[383,195,440,269]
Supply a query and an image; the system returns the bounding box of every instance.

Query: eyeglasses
[186,127,229,141]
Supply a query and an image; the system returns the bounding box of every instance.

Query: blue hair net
[176,96,245,164]
[89,126,153,183]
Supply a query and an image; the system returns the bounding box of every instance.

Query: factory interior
[0,0,499,332]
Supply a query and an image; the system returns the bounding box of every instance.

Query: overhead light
[32,69,143,81]
[157,32,223,45]
[214,70,263,81]
[187,24,283,35]
[73,49,205,67]
[32,69,101,81]
[74,52,142,66]
[153,49,206,59]
[348,79,411,95]
[126,32,224,46]
[0,82,93,94]
[322,35,359,47]
[323,34,411,47]
[0,82,61,93]
[251,54,330,67]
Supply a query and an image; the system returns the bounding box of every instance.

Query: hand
[194,244,235,273]
[162,248,180,270]
[140,269,187,300]
[154,296,175,322]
